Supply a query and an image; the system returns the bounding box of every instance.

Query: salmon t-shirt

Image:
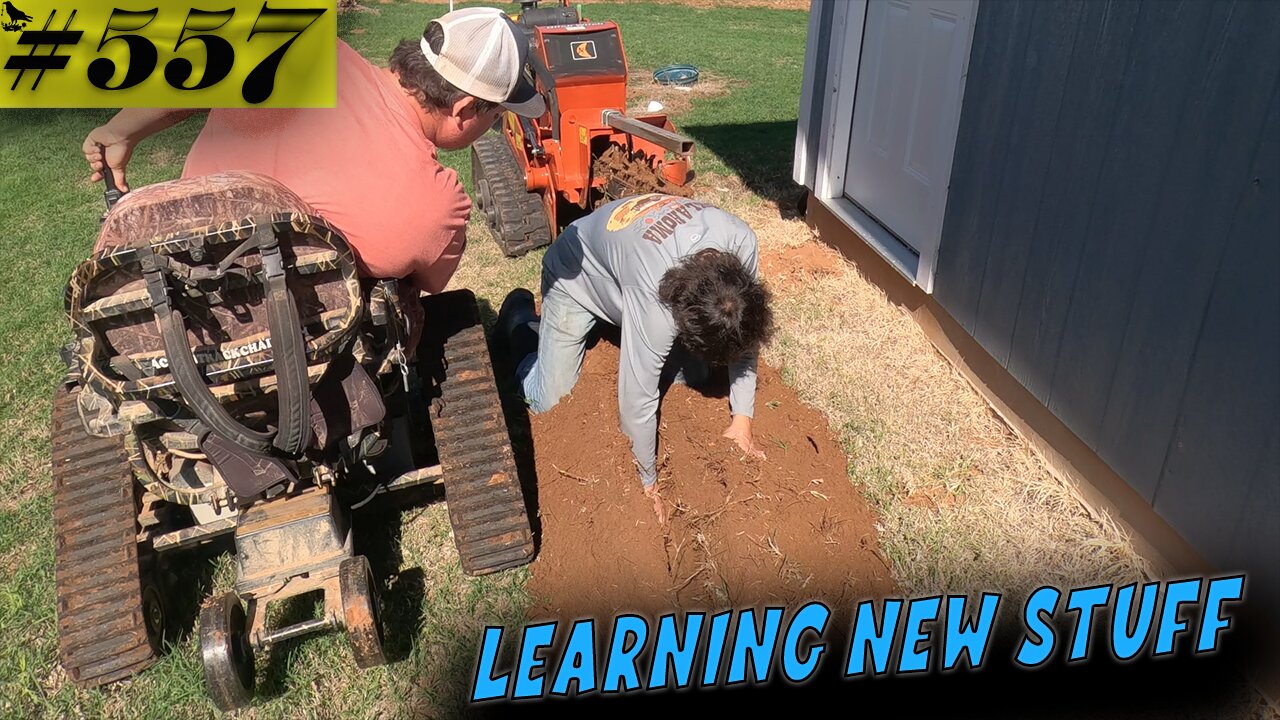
[183,40,470,295]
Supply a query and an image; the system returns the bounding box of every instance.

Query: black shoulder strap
[138,223,313,456]
[256,226,313,455]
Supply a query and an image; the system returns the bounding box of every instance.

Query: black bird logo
[3,2,34,25]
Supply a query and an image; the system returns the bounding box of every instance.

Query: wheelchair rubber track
[51,384,157,687]
[434,323,535,575]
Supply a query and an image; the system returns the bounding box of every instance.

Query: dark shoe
[497,288,539,365]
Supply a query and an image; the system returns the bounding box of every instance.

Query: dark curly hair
[658,249,774,366]
[389,23,500,115]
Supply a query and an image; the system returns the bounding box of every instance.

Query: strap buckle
[137,244,173,314]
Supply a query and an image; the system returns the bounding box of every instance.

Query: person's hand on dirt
[82,126,134,192]
[644,482,668,525]
[722,415,766,460]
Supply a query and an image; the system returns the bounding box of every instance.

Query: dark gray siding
[933,0,1280,609]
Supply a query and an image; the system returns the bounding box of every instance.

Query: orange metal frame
[502,20,692,232]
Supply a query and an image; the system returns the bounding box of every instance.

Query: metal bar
[349,466,443,510]
[237,557,345,596]
[255,617,334,648]
[385,465,444,491]
[602,111,694,154]
[149,516,237,552]
[519,115,545,157]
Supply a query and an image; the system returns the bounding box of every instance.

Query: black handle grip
[97,143,123,211]
[518,115,544,157]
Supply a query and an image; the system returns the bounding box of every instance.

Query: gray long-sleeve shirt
[542,194,760,486]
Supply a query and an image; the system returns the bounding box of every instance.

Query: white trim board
[792,0,830,187]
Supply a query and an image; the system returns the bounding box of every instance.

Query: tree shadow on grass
[354,496,429,664]
[682,120,808,219]
[155,540,224,650]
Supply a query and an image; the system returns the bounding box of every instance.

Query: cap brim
[502,75,545,119]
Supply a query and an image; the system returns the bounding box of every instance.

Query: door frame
[812,0,980,293]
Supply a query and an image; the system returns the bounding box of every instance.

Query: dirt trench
[522,339,896,622]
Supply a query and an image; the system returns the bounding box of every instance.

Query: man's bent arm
[101,108,202,142]
[407,164,472,294]
[84,109,205,190]
[411,224,466,295]
[618,286,676,486]
[727,350,758,419]
[727,225,761,419]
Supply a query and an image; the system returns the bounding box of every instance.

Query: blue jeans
[517,276,709,414]
[517,277,597,414]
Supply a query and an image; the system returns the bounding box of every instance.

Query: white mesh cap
[419,7,545,118]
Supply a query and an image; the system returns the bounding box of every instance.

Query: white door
[843,0,975,263]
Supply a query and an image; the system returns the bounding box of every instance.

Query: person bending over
[81,7,543,296]
[497,194,774,523]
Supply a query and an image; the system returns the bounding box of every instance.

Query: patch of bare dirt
[760,242,845,292]
[339,1,381,16]
[524,339,896,621]
[626,71,734,118]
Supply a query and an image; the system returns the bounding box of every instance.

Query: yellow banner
[0,0,335,108]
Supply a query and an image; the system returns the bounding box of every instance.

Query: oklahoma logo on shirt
[605,193,672,231]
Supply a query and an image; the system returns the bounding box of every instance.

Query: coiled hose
[653,64,700,87]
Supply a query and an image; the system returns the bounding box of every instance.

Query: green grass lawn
[0,3,808,717]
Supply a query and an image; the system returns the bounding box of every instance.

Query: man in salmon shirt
[81,7,543,296]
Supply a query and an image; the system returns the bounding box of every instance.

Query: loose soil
[759,242,846,292]
[524,339,896,622]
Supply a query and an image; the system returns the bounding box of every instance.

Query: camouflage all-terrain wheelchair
[52,170,534,710]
